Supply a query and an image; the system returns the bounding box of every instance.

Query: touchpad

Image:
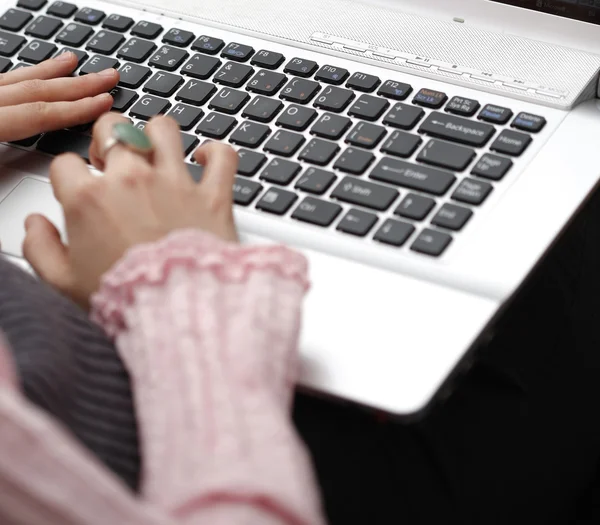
[0,177,65,258]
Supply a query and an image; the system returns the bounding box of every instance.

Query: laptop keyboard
[0,1,547,258]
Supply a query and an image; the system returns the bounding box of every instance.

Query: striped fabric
[0,257,140,492]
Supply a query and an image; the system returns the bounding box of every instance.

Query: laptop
[0,0,598,416]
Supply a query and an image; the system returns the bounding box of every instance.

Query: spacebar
[37,130,92,162]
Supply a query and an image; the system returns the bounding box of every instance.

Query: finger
[144,115,187,176]
[193,142,237,203]
[0,93,113,143]
[0,68,118,106]
[22,214,72,293]
[49,153,94,208]
[0,51,78,87]
[88,112,132,171]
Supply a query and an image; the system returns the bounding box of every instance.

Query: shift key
[331,176,398,211]
[419,111,495,147]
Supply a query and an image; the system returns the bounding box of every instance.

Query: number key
[86,30,125,55]
[56,23,93,47]
[214,61,254,88]
[181,53,220,79]
[25,15,62,39]
[280,77,320,104]
[0,9,32,31]
[247,69,286,95]
[149,45,188,71]
[117,38,156,63]
[313,85,354,113]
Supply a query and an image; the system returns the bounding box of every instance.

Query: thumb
[22,214,72,293]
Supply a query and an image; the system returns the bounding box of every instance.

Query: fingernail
[55,51,74,62]
[96,92,113,102]
[98,68,116,77]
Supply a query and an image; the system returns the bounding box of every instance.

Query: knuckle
[72,179,102,210]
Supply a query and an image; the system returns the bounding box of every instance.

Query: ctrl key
[410,228,452,256]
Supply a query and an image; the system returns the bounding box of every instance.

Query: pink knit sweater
[0,230,326,525]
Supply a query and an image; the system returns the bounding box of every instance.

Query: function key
[413,88,448,109]
[431,203,472,231]
[0,31,27,56]
[26,15,62,39]
[478,104,513,124]
[445,96,480,117]
[490,129,531,157]
[512,112,546,133]
[378,80,412,100]
[47,1,77,18]
[346,72,380,92]
[315,64,349,85]
[74,7,105,25]
[131,20,162,39]
[471,153,513,181]
[284,57,318,77]
[163,28,194,47]
[411,229,452,257]
[251,49,284,69]
[17,0,46,10]
[221,42,254,62]
[191,35,224,55]
[0,9,33,31]
[102,14,133,32]
[374,219,415,247]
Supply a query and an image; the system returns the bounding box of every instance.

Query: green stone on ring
[112,122,153,154]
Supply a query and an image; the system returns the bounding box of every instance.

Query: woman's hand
[0,51,117,142]
[22,113,239,308]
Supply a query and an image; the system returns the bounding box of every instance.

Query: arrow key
[337,208,378,237]
[395,193,436,221]
[374,219,415,247]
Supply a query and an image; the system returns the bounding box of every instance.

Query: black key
[411,228,452,257]
[247,69,286,95]
[314,85,354,112]
[25,15,62,39]
[370,157,456,196]
[419,112,495,147]
[221,42,253,62]
[452,178,493,205]
[144,71,183,97]
[192,35,224,55]
[237,149,266,176]
[471,153,513,181]
[37,129,91,161]
[292,196,342,226]
[333,146,375,174]
[295,167,336,195]
[163,28,194,47]
[490,129,531,156]
[74,7,104,25]
[79,54,118,74]
[129,95,170,120]
[187,163,204,183]
[280,77,320,104]
[11,133,42,146]
[131,20,162,39]
[311,112,351,140]
[117,38,156,63]
[209,87,250,114]
[0,31,26,57]
[196,112,236,139]
[380,130,422,158]
[47,2,77,18]
[347,94,389,121]
[11,62,30,69]
[332,176,398,211]
[242,95,282,122]
[167,103,203,130]
[233,176,263,205]
[337,208,378,236]
[102,14,133,32]
[395,193,436,221]
[18,39,56,63]
[284,57,318,78]
[256,187,298,215]
[180,132,198,155]
[417,139,476,172]
[118,62,151,88]
[413,88,447,109]
[55,47,87,68]
[378,80,412,101]
[374,219,415,247]
[315,65,348,85]
[56,23,93,47]
[276,104,316,131]
[431,203,472,231]
[512,112,546,133]
[345,122,386,150]
[181,53,220,79]
[86,30,124,55]
[445,96,480,117]
[176,79,216,106]
[214,61,253,88]
[0,57,12,71]
[383,103,424,130]
[18,0,46,10]
[0,9,32,31]
[110,86,137,112]
[229,121,270,148]
[260,158,301,185]
[298,138,339,166]
[479,104,513,124]
[251,50,284,69]
[263,130,304,157]
[150,45,188,71]
[346,72,380,93]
